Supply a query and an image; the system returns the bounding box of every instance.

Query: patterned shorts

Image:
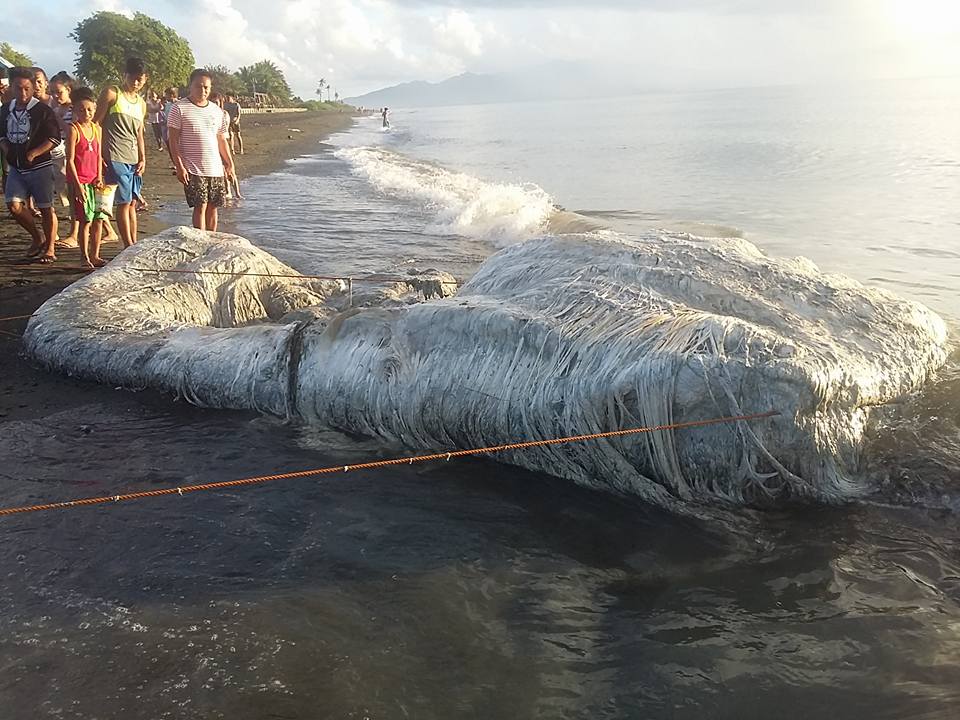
[184,174,226,209]
[73,183,113,222]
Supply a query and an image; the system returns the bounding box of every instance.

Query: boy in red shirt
[66,86,106,268]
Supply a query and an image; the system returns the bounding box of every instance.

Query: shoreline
[0,110,355,422]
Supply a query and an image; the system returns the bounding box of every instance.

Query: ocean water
[3,80,960,718]
[236,77,960,318]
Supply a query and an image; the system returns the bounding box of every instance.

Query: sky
[3,0,960,98]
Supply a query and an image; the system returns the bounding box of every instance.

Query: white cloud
[92,0,133,15]
[4,0,958,99]
[432,9,486,56]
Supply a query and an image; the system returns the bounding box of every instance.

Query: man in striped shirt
[167,68,235,231]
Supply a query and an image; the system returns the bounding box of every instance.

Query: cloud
[432,10,486,56]
[379,0,837,13]
[4,0,958,100]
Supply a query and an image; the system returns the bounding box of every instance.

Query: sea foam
[336,146,556,244]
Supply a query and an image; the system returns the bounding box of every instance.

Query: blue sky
[4,0,959,97]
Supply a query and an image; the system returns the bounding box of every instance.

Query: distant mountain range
[346,64,647,108]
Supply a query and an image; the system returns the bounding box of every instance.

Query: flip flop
[35,255,56,265]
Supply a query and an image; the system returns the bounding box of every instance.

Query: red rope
[0,411,779,517]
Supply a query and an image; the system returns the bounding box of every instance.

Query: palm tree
[316,78,326,99]
[237,60,292,104]
[206,64,241,96]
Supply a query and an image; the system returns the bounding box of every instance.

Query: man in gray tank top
[94,58,147,248]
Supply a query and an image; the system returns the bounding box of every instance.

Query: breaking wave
[336,146,558,244]
[335,146,752,246]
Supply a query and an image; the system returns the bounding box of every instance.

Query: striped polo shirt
[167,98,229,177]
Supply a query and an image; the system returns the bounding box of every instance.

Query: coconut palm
[237,60,292,104]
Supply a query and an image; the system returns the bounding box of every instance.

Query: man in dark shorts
[223,94,242,155]
[0,66,61,263]
[167,68,235,231]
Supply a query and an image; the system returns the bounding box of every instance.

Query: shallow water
[2,402,960,718]
[172,79,960,321]
[5,80,960,717]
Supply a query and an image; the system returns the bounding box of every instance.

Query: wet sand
[0,110,354,423]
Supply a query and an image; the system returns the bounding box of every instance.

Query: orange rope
[132,268,456,286]
[0,264,456,285]
[134,267,350,282]
[0,410,778,517]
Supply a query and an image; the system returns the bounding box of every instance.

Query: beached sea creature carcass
[23,227,948,510]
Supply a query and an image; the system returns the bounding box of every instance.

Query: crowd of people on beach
[0,57,246,268]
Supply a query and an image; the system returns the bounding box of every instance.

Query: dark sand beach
[0,110,353,423]
[3,96,960,719]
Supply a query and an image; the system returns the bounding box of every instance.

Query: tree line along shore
[1,9,361,272]
[2,11,349,111]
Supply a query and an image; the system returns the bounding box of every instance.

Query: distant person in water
[382,107,389,128]
[167,68,235,231]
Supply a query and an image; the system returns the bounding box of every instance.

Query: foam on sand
[23,226,949,511]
